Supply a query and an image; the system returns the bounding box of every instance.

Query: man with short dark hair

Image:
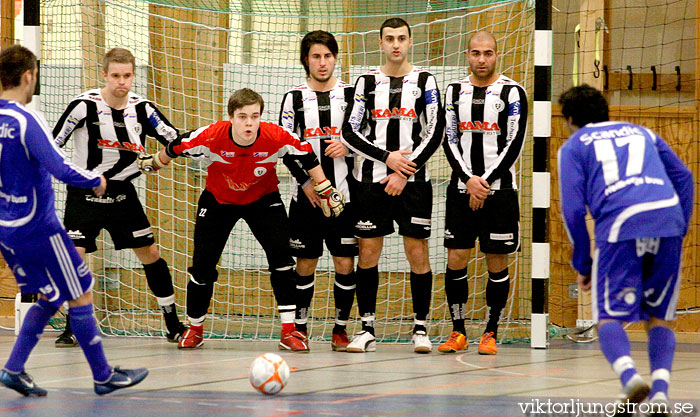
[53,47,185,347]
[559,84,693,408]
[141,88,345,352]
[0,44,147,397]
[440,30,528,355]
[342,18,444,353]
[280,30,357,352]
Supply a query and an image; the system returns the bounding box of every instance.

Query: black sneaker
[94,366,148,395]
[55,330,78,348]
[0,369,47,397]
[166,322,187,343]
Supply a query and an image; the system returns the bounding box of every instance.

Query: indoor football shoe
[0,369,47,397]
[94,366,148,395]
[412,330,432,353]
[438,331,467,353]
[177,325,204,349]
[166,321,187,343]
[331,330,350,352]
[646,392,670,417]
[279,329,310,353]
[612,374,650,417]
[346,330,376,353]
[478,331,498,355]
[55,330,78,348]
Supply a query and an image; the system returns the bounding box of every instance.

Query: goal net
[40,0,535,344]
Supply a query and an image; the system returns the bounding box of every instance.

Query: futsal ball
[249,353,290,395]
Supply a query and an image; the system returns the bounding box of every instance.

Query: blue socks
[648,326,675,399]
[69,304,112,382]
[598,321,638,387]
[4,298,58,373]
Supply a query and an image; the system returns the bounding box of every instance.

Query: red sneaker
[279,329,310,353]
[331,330,350,352]
[177,325,204,349]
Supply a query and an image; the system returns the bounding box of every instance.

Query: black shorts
[353,182,432,239]
[63,181,154,253]
[288,191,358,259]
[444,187,520,254]
[188,189,295,284]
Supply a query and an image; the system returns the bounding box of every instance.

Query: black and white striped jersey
[53,89,179,182]
[342,67,444,183]
[443,74,528,191]
[279,80,355,201]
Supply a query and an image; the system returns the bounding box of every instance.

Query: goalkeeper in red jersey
[139,88,345,352]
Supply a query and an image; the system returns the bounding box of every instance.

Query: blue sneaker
[94,366,148,395]
[0,369,47,397]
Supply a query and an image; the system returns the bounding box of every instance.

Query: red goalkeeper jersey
[166,121,318,205]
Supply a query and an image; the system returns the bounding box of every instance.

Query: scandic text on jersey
[458,121,501,134]
[371,107,418,120]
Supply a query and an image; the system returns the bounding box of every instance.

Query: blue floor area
[1,390,698,417]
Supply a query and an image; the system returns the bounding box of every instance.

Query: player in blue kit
[0,45,147,396]
[558,85,693,410]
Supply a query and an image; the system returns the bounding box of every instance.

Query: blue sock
[648,326,675,399]
[598,321,638,387]
[69,304,112,382]
[4,299,57,373]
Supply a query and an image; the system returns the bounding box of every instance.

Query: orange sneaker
[178,325,204,349]
[478,331,498,355]
[279,329,310,353]
[331,330,350,352]
[438,331,467,353]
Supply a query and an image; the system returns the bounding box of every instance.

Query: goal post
[37,0,538,344]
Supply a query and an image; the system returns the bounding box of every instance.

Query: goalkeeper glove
[314,179,345,218]
[137,152,167,173]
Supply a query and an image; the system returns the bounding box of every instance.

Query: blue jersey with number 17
[0,99,101,244]
[558,121,693,275]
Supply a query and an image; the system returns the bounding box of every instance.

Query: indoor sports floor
[1,329,698,416]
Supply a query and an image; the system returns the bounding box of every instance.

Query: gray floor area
[1,329,698,416]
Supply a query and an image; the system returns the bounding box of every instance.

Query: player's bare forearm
[324,140,348,158]
[385,150,417,177]
[307,165,328,185]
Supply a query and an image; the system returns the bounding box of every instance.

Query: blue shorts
[592,236,682,322]
[0,227,94,308]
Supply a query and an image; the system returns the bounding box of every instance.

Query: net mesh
[40,0,535,343]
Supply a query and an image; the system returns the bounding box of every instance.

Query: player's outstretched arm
[27,112,101,189]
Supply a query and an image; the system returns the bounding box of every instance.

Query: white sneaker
[412,330,432,353]
[647,392,670,417]
[346,331,376,353]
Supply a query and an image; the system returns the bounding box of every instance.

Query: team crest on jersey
[133,123,142,135]
[492,99,505,112]
[338,102,347,112]
[371,107,417,121]
[221,151,235,157]
[254,167,267,177]
[410,88,421,98]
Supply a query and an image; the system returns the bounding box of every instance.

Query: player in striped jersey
[439,31,528,355]
[342,18,444,353]
[279,31,357,351]
[559,85,693,408]
[140,88,345,352]
[0,45,147,397]
[52,48,185,347]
